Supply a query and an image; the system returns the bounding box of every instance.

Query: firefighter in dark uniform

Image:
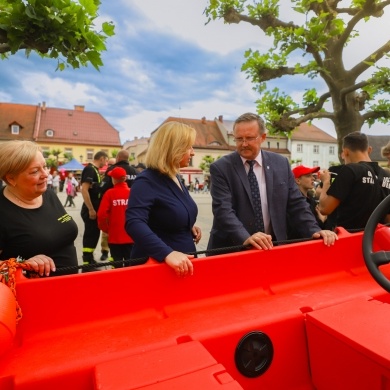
[80,151,108,267]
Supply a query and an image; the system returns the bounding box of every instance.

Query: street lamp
[80,155,83,162]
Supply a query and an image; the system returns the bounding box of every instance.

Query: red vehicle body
[0,220,390,389]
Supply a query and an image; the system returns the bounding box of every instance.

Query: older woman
[125,121,201,277]
[0,140,78,276]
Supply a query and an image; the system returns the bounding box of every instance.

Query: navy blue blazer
[207,150,320,250]
[125,169,198,261]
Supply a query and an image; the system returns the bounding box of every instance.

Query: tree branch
[349,40,390,80]
[337,1,389,51]
[361,110,389,121]
[256,66,296,82]
[224,7,298,31]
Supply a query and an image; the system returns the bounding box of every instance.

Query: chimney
[42,101,46,111]
[218,115,223,122]
[201,116,206,124]
[74,105,85,112]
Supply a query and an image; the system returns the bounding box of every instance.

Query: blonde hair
[146,122,196,177]
[0,140,42,184]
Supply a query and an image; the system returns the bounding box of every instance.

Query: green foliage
[205,0,390,150]
[63,152,73,161]
[111,149,119,158]
[49,148,62,161]
[45,157,57,169]
[0,0,115,70]
[199,155,216,173]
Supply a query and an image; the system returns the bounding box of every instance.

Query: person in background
[207,112,337,253]
[0,140,78,276]
[80,151,108,268]
[99,151,137,260]
[194,178,200,193]
[63,172,79,207]
[319,131,390,229]
[98,167,134,266]
[99,157,116,261]
[52,170,60,194]
[134,162,146,174]
[47,171,53,190]
[287,165,331,239]
[125,121,201,277]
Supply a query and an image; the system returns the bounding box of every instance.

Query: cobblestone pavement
[56,190,213,265]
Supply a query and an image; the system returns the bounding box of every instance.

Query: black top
[100,160,137,197]
[81,163,103,208]
[287,194,334,239]
[327,161,390,230]
[0,188,78,275]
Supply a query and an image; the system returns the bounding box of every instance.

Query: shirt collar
[240,151,263,167]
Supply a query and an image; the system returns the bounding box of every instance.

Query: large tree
[205,0,390,155]
[0,0,114,70]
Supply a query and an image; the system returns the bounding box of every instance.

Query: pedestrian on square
[63,172,78,207]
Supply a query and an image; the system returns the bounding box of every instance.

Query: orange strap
[0,258,35,323]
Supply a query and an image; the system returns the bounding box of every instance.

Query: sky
[0,0,389,144]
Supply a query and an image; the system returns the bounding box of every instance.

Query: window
[297,144,303,153]
[64,148,73,154]
[87,149,94,160]
[313,161,319,167]
[11,125,20,135]
[313,145,319,154]
[208,141,221,146]
[276,142,279,149]
[267,141,271,149]
[329,146,335,155]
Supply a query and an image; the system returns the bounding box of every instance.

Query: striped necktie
[247,160,265,233]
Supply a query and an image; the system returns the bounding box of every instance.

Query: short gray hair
[233,113,266,134]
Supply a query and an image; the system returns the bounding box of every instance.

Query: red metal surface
[0,227,389,389]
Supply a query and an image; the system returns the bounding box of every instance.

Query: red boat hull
[1,227,390,389]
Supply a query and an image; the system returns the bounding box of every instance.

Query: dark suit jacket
[207,150,320,250]
[125,169,198,261]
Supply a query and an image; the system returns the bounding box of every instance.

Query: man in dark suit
[207,112,337,252]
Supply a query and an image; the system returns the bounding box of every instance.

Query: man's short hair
[94,151,109,160]
[234,113,266,133]
[116,149,129,161]
[342,131,368,152]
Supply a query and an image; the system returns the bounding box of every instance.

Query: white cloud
[124,0,267,55]
[20,72,106,109]
[115,71,258,141]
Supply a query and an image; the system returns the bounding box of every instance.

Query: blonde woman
[125,121,201,277]
[0,140,78,276]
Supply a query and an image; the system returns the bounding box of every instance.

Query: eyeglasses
[233,136,260,144]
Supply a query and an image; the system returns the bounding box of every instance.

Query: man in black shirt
[319,132,390,230]
[80,151,108,266]
[100,150,137,196]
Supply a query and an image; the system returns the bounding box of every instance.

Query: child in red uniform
[97,167,134,266]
